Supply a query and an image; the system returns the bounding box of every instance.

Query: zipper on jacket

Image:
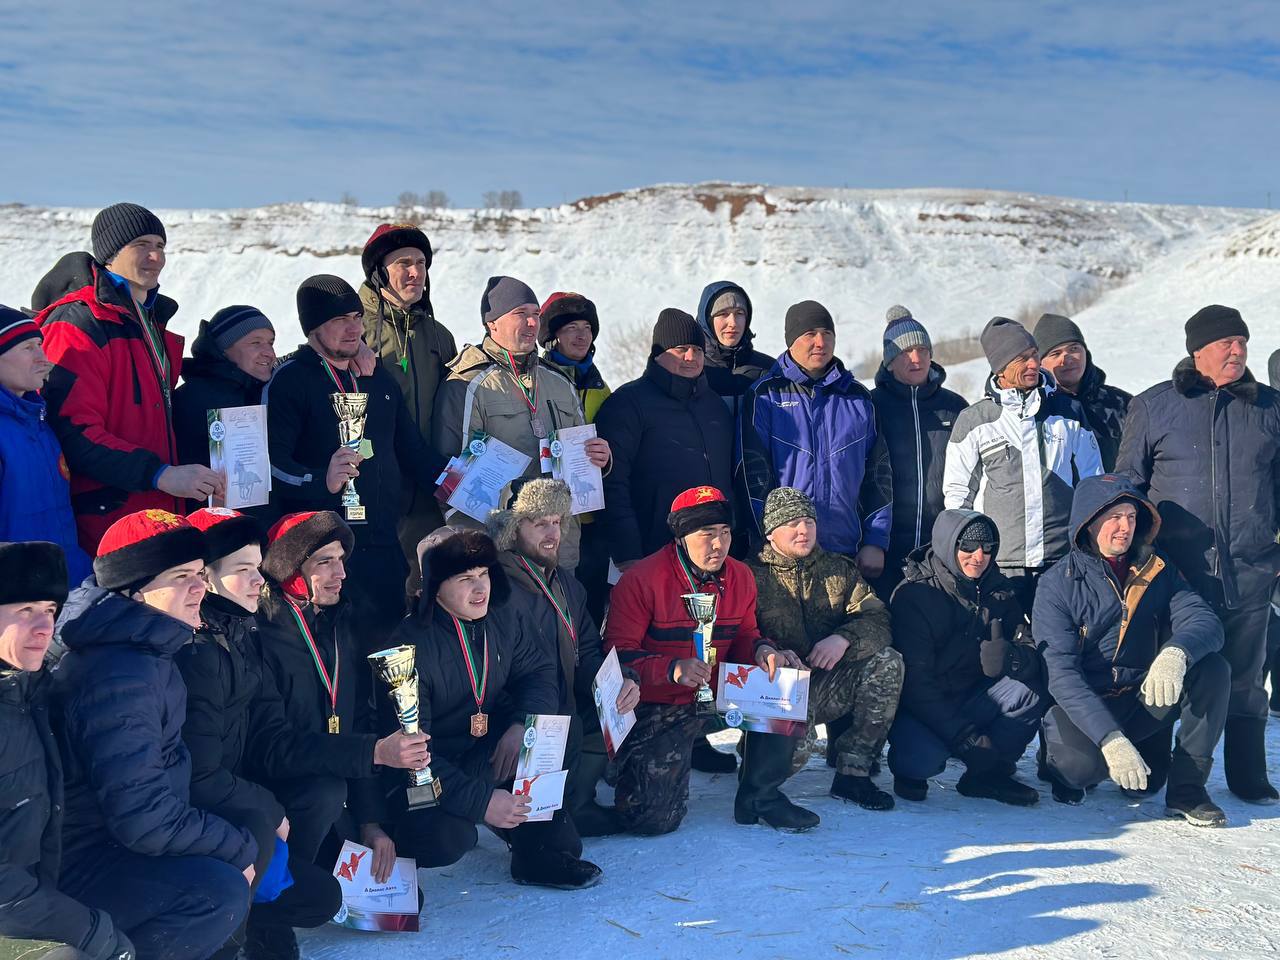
[1210,390,1221,578]
[912,385,924,548]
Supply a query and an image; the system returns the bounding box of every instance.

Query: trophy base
[342,504,367,523]
[406,778,442,810]
[695,684,717,717]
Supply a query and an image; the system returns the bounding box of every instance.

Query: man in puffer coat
[0,542,134,959]
[1035,474,1229,824]
[1116,305,1280,804]
[52,511,254,960]
[888,509,1046,806]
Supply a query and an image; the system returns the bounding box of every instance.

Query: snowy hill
[1,184,1276,395]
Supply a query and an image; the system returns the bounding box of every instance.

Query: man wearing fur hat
[0,541,134,959]
[748,488,904,811]
[53,511,255,960]
[1117,305,1280,803]
[265,274,445,656]
[488,478,641,836]
[253,511,398,878]
[606,486,809,833]
[432,277,611,570]
[944,316,1102,612]
[359,224,458,592]
[376,530,602,889]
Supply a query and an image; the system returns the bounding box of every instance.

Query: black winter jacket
[52,584,257,869]
[172,318,267,470]
[264,344,444,549]
[0,668,97,948]
[1034,474,1224,745]
[381,599,557,824]
[1116,359,1280,608]
[1068,359,1132,473]
[890,509,1037,746]
[870,363,966,570]
[595,361,735,564]
[695,281,773,421]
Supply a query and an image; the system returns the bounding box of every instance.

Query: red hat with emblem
[362,223,433,282]
[263,511,354,599]
[667,486,732,540]
[187,507,266,564]
[94,510,208,592]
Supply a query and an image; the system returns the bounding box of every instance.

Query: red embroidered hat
[262,511,354,598]
[94,510,208,592]
[667,486,732,540]
[362,223,433,281]
[186,507,265,564]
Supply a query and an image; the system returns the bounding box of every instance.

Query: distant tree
[397,191,421,210]
[482,190,523,210]
[339,191,359,207]
[424,190,450,209]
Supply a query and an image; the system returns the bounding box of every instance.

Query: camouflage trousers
[614,702,703,835]
[795,646,904,776]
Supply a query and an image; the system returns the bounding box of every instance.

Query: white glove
[1140,646,1188,708]
[1100,732,1150,792]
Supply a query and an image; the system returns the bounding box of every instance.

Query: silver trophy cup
[367,644,442,809]
[330,392,369,522]
[681,592,719,715]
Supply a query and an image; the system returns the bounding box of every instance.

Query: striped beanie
[883,305,931,365]
[208,305,273,354]
[0,305,40,357]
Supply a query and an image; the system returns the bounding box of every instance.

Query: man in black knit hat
[264,275,445,656]
[1117,305,1280,804]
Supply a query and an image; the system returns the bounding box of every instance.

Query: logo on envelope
[723,665,755,689]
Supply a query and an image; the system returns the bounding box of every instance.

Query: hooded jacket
[1033,474,1223,746]
[739,352,893,556]
[172,317,268,470]
[34,254,183,552]
[870,362,967,571]
[695,281,773,419]
[889,510,1037,746]
[1116,358,1280,608]
[0,385,92,585]
[543,346,611,425]
[595,361,735,564]
[1064,359,1131,472]
[52,583,257,870]
[943,371,1103,569]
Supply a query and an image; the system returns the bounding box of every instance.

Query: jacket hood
[54,581,195,658]
[30,252,96,313]
[873,360,948,398]
[1269,348,1280,392]
[1068,473,1160,553]
[931,508,1001,583]
[696,281,756,359]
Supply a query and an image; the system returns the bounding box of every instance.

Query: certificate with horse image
[714,663,811,737]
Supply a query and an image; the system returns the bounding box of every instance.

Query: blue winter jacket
[738,352,892,555]
[1033,473,1224,746]
[0,386,91,584]
[52,583,258,870]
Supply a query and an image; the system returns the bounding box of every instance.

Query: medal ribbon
[451,615,489,710]
[284,597,340,719]
[135,307,171,394]
[517,556,577,648]
[498,347,540,420]
[321,357,358,394]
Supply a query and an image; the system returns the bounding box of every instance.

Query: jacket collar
[184,318,264,391]
[755,541,820,574]
[873,361,947,399]
[643,359,706,400]
[985,370,1054,416]
[778,350,851,390]
[1172,356,1261,403]
[0,383,46,423]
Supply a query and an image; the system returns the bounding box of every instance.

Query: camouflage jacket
[747,544,891,660]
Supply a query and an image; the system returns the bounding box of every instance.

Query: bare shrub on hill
[483,190,523,210]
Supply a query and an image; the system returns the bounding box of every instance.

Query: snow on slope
[0,185,1268,389]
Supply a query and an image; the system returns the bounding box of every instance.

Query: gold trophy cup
[367,644,442,809]
[330,392,369,522]
[681,592,719,716]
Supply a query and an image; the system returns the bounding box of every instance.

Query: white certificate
[514,713,571,779]
[208,405,270,509]
[550,423,605,515]
[592,647,636,759]
[446,436,532,522]
[513,768,568,822]
[331,840,419,932]
[714,662,811,737]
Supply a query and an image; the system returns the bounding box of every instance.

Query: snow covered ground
[300,724,1280,960]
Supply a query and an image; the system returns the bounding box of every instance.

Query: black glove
[954,732,1002,773]
[979,621,1011,678]
[80,909,136,960]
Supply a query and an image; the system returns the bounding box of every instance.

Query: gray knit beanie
[980,316,1037,374]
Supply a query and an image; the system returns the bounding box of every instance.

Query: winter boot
[1223,717,1280,804]
[244,923,299,960]
[1164,752,1226,827]
[572,801,624,838]
[735,732,819,832]
[956,769,1040,806]
[511,849,603,890]
[893,777,928,802]
[831,773,894,810]
[692,735,737,774]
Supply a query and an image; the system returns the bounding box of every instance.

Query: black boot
[1164,752,1226,827]
[511,849,603,890]
[1270,648,1280,717]
[244,924,299,960]
[734,732,819,832]
[893,777,928,801]
[956,769,1039,806]
[1049,776,1085,805]
[572,801,624,838]
[831,773,894,810]
[1223,717,1280,804]
[692,735,738,774]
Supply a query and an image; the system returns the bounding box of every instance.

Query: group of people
[2,202,1278,960]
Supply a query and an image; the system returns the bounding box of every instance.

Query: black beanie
[784,300,835,348]
[91,203,166,265]
[650,308,705,359]
[1185,305,1249,354]
[0,542,69,609]
[297,275,361,336]
[1032,313,1087,356]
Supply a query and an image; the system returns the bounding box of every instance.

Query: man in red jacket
[605,486,801,834]
[35,203,223,552]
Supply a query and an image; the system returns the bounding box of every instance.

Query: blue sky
[2,1,1278,210]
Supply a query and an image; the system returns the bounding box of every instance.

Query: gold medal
[471,712,489,738]
[328,714,340,734]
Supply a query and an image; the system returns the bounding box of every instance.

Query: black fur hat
[0,542,69,609]
[422,529,509,608]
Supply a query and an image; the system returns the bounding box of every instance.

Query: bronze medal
[470,712,489,738]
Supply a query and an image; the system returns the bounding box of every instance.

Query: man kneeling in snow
[1035,474,1230,825]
